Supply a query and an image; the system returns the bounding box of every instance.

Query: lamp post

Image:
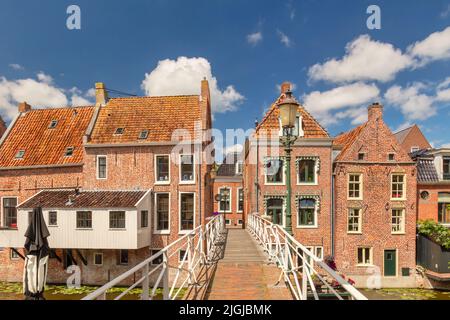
[277,90,299,236]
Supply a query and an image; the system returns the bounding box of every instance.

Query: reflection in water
[361,288,450,300]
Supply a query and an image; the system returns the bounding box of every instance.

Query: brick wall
[213,180,244,228]
[245,142,333,256]
[417,184,450,222]
[334,106,417,287]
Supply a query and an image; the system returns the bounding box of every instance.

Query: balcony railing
[82,214,225,300]
[247,213,367,300]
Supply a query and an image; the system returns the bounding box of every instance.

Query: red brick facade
[333,104,417,287]
[213,180,244,228]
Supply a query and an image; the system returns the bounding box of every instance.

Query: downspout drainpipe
[255,137,259,213]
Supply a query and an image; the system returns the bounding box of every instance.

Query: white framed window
[314,247,324,261]
[348,174,363,200]
[179,192,195,233]
[141,210,149,228]
[155,155,170,184]
[179,154,195,184]
[238,219,243,225]
[297,198,318,228]
[357,247,372,266]
[93,253,103,266]
[48,211,58,226]
[297,157,319,185]
[76,211,92,229]
[391,174,406,200]
[225,219,231,225]
[218,187,232,213]
[347,208,362,234]
[10,249,20,260]
[237,188,244,213]
[391,208,405,234]
[96,155,107,180]
[388,153,395,161]
[2,197,18,229]
[264,158,285,185]
[411,146,420,153]
[154,193,170,234]
[109,211,126,229]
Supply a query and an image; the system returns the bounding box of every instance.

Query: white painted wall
[0,192,152,250]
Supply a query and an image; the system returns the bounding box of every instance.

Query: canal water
[1,282,449,300]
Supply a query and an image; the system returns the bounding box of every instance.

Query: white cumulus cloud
[408,26,450,64]
[9,64,24,71]
[141,57,244,113]
[384,83,436,121]
[308,35,413,84]
[302,82,380,125]
[277,30,292,47]
[247,32,263,46]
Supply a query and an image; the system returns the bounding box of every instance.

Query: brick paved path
[205,229,293,300]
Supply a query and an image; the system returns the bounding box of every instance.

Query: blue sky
[1,0,450,154]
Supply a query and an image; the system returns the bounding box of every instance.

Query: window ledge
[109,229,127,231]
[391,232,406,235]
[0,227,18,231]
[356,264,375,268]
[297,182,318,186]
[348,198,363,201]
[391,198,406,201]
[296,225,318,229]
[265,183,285,186]
[180,181,196,185]
[347,231,362,235]
[155,181,170,185]
[154,230,170,235]
[76,228,93,231]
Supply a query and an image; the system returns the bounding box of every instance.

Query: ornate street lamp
[277,90,299,236]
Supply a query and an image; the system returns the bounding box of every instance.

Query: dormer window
[15,150,25,159]
[48,120,58,129]
[388,153,395,161]
[139,130,149,140]
[65,147,74,157]
[358,153,365,161]
[114,128,125,135]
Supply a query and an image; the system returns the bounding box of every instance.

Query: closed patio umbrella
[23,207,50,300]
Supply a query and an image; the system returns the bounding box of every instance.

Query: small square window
[94,253,103,266]
[179,250,187,262]
[238,219,243,225]
[225,219,231,225]
[65,147,74,157]
[114,128,125,135]
[48,120,58,129]
[358,153,365,161]
[139,130,149,139]
[15,150,25,159]
[388,153,395,161]
[10,249,20,260]
[48,211,57,226]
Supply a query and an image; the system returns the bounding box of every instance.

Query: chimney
[368,102,383,122]
[18,102,31,113]
[201,77,211,103]
[95,82,108,106]
[280,82,291,94]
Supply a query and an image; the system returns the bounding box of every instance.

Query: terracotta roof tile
[0,106,94,168]
[333,124,366,161]
[19,190,147,209]
[89,95,201,144]
[255,94,329,139]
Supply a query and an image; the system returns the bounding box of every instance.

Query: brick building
[412,148,450,224]
[0,80,214,285]
[333,103,417,288]
[212,152,244,228]
[244,83,333,259]
[394,124,431,154]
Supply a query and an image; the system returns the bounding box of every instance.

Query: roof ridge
[109,94,199,100]
[393,124,415,135]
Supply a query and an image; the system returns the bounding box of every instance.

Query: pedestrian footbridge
[83,214,367,301]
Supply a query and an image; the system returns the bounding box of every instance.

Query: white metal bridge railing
[83,214,225,300]
[247,213,367,300]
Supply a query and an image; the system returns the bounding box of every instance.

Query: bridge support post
[142,263,149,300]
[163,252,170,300]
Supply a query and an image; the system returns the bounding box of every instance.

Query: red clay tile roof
[0,106,94,168]
[89,95,202,144]
[333,124,366,161]
[255,94,329,138]
[19,190,147,209]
